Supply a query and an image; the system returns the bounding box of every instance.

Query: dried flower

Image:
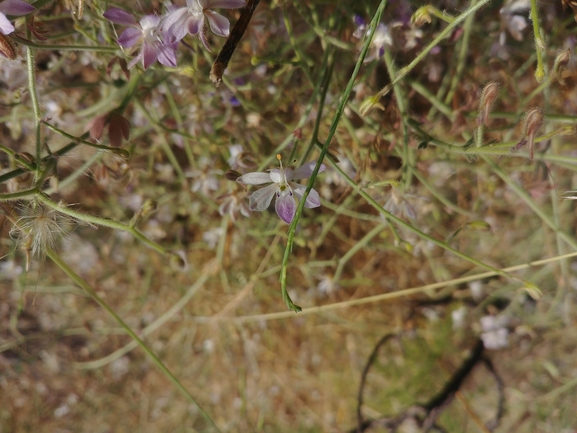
[480,315,509,350]
[88,112,131,148]
[477,81,499,127]
[237,155,326,224]
[517,107,544,160]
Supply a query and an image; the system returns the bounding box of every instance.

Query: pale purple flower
[237,159,326,224]
[163,0,246,51]
[104,7,177,69]
[0,0,35,35]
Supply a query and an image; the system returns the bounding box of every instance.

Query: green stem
[281,0,387,312]
[530,0,545,82]
[36,194,167,255]
[46,250,221,432]
[12,34,118,53]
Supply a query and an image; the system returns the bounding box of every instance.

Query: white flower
[237,157,326,224]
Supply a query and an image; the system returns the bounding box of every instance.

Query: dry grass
[1,0,577,432]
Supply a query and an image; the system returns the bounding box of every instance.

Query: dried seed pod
[477,82,499,127]
[522,107,544,160]
[0,34,17,60]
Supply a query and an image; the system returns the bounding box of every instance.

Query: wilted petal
[249,183,276,211]
[204,10,230,37]
[292,161,326,180]
[0,13,14,35]
[88,115,107,141]
[237,172,271,185]
[118,28,142,48]
[109,113,130,147]
[292,184,321,208]
[103,7,137,26]
[0,0,35,15]
[142,42,159,69]
[275,191,296,224]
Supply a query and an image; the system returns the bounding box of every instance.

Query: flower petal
[275,190,296,224]
[103,7,137,26]
[0,13,14,35]
[157,44,177,67]
[292,161,326,180]
[292,184,321,208]
[117,28,142,48]
[237,172,271,185]
[204,10,230,37]
[142,42,159,69]
[0,0,35,15]
[248,184,276,211]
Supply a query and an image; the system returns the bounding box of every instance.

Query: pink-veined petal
[103,7,137,26]
[249,183,277,211]
[204,10,230,37]
[0,0,35,15]
[292,161,326,179]
[187,15,203,35]
[141,43,159,69]
[237,172,272,185]
[118,28,142,47]
[162,7,188,32]
[291,184,322,208]
[275,190,296,224]
[157,43,177,67]
[0,13,14,34]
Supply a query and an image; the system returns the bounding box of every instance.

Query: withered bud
[411,6,432,27]
[477,82,499,127]
[140,199,157,218]
[225,169,241,181]
[168,250,188,272]
[0,34,16,60]
[359,94,386,118]
[522,107,544,160]
[553,48,571,85]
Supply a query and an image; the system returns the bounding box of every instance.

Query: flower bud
[359,94,385,117]
[522,107,544,160]
[553,48,571,85]
[477,82,499,127]
[411,6,432,26]
[0,34,16,60]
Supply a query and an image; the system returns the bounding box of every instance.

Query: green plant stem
[0,187,40,201]
[443,0,477,106]
[383,49,413,189]
[280,0,388,312]
[375,0,491,101]
[530,0,545,82]
[25,24,42,174]
[35,194,167,255]
[333,224,386,282]
[12,34,118,53]
[42,122,130,156]
[46,250,221,432]
[481,156,577,250]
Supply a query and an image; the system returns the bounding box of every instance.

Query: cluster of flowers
[103,0,246,69]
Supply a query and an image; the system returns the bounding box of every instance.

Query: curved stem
[46,249,221,432]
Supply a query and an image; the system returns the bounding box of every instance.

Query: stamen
[276,153,283,169]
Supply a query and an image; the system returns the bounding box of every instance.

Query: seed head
[477,82,499,127]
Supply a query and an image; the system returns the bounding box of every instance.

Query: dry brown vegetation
[1,0,577,432]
